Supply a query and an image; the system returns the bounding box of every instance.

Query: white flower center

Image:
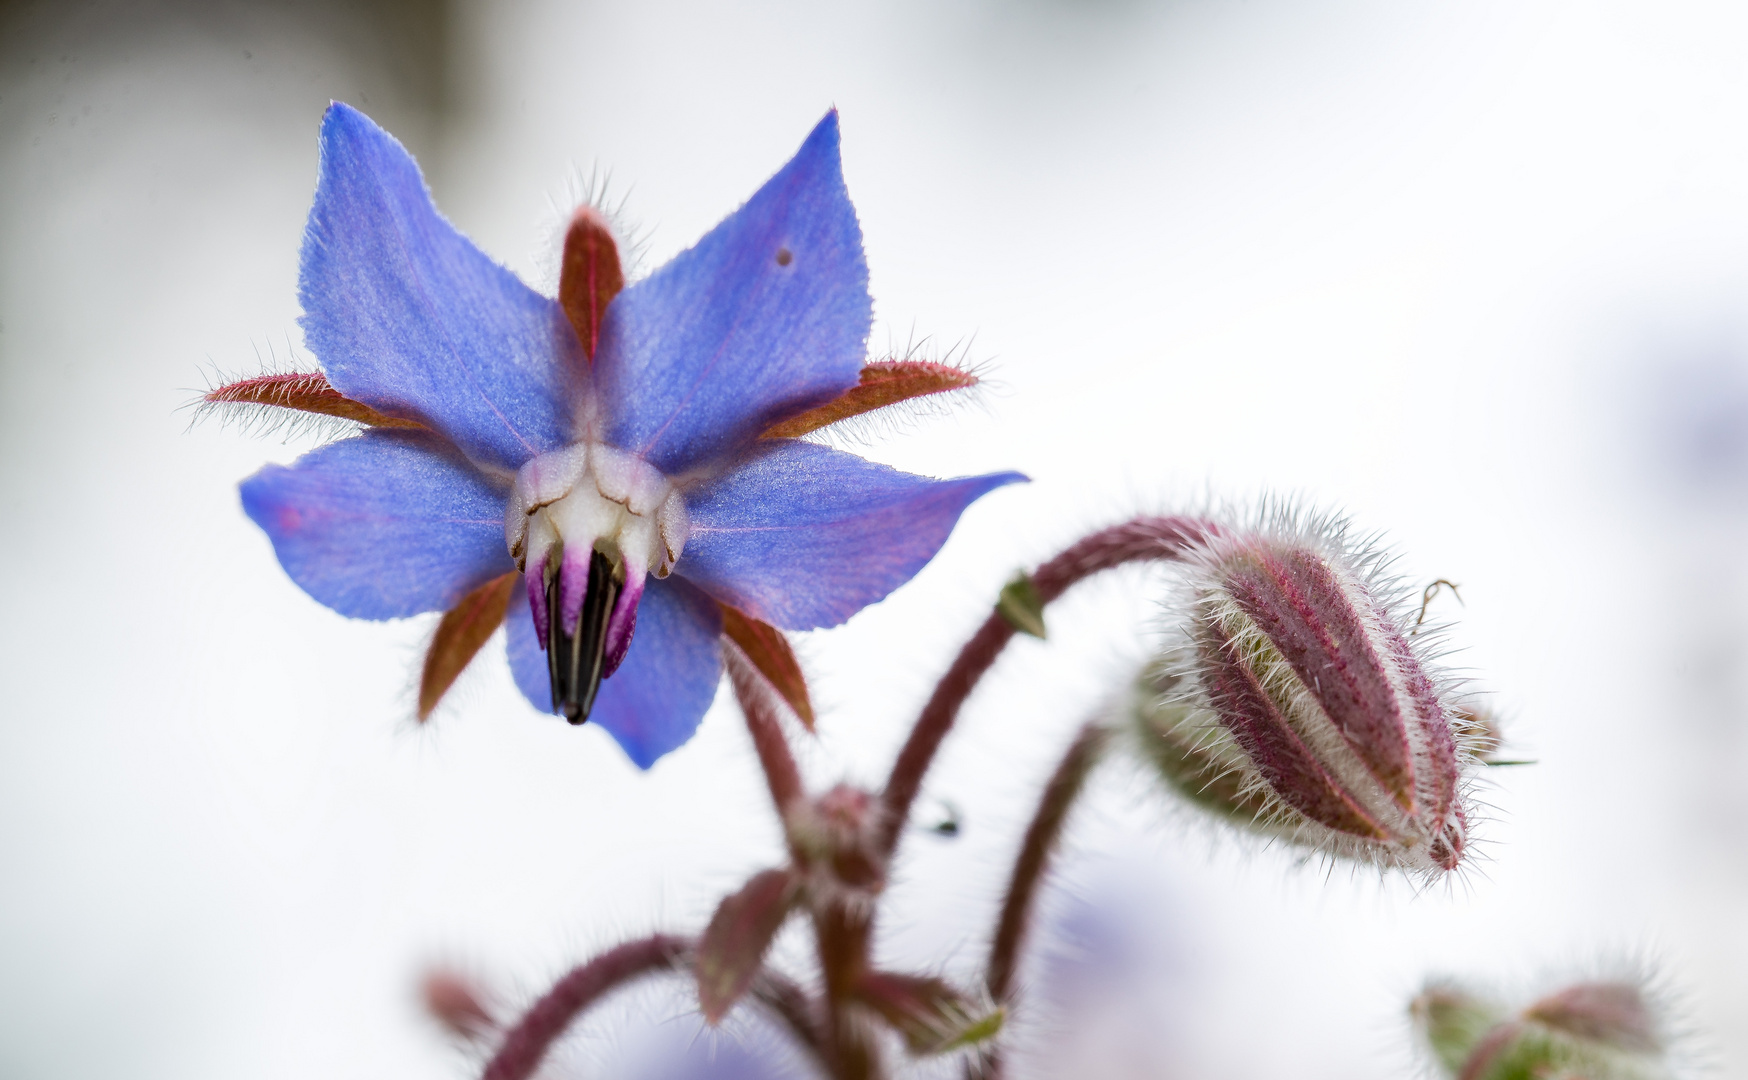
[505,443,689,582]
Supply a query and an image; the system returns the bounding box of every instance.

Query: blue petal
[676,441,1026,629]
[300,102,581,473]
[593,112,870,475]
[505,575,724,769]
[240,431,514,620]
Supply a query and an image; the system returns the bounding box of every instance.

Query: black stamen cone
[545,548,621,725]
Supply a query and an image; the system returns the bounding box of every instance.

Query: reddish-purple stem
[985,719,1113,1005]
[481,935,688,1080]
[967,720,1113,1080]
[725,642,806,815]
[815,904,882,1080]
[749,968,830,1072]
[878,516,1212,855]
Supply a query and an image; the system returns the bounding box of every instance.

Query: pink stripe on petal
[602,570,645,678]
[526,556,551,648]
[560,547,592,635]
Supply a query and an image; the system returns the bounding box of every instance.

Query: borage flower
[218,104,1022,767]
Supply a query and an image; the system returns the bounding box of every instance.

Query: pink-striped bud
[1147,514,1474,873]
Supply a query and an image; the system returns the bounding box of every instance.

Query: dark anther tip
[545,547,619,729]
[775,247,793,266]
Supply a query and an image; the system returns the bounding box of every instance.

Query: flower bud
[785,784,887,901]
[1410,981,1509,1076]
[1414,976,1673,1080]
[1139,514,1474,873]
[1129,662,1283,834]
[1524,982,1662,1055]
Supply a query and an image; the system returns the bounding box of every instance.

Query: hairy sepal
[558,205,624,361]
[205,371,428,430]
[851,971,1004,1055]
[720,603,815,729]
[760,360,978,440]
[422,970,498,1041]
[695,867,799,1024]
[419,572,517,720]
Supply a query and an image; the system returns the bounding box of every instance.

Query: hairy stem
[879,515,1211,856]
[815,905,883,1080]
[481,934,688,1080]
[724,641,806,815]
[749,967,831,1074]
[984,719,1114,1005]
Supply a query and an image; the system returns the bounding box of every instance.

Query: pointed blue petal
[505,576,724,769]
[300,103,581,473]
[240,431,514,620]
[676,441,1026,630]
[593,112,870,475]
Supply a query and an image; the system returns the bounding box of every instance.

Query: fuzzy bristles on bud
[1135,508,1476,875]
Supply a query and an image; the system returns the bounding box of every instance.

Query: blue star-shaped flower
[233,104,1023,767]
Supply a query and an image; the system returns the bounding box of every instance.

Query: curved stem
[481,934,688,1080]
[984,719,1113,1005]
[724,641,806,815]
[878,515,1211,856]
[969,720,1115,1080]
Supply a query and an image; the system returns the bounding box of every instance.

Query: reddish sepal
[760,360,978,440]
[558,206,625,361]
[851,971,1003,1055]
[419,572,518,720]
[421,970,498,1041]
[720,604,815,730]
[695,867,799,1024]
[204,371,428,429]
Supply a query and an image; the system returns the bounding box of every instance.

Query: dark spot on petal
[775,247,793,267]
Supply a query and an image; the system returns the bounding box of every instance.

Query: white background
[4,1,1747,1077]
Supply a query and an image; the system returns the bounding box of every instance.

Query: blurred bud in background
[1411,971,1678,1080]
[1126,508,1476,873]
[1409,981,1510,1076]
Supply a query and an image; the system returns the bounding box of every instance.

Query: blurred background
[5,0,1748,1076]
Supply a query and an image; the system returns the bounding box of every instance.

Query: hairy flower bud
[1138,512,1475,873]
[785,784,888,902]
[1413,975,1673,1080]
[1129,664,1282,833]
